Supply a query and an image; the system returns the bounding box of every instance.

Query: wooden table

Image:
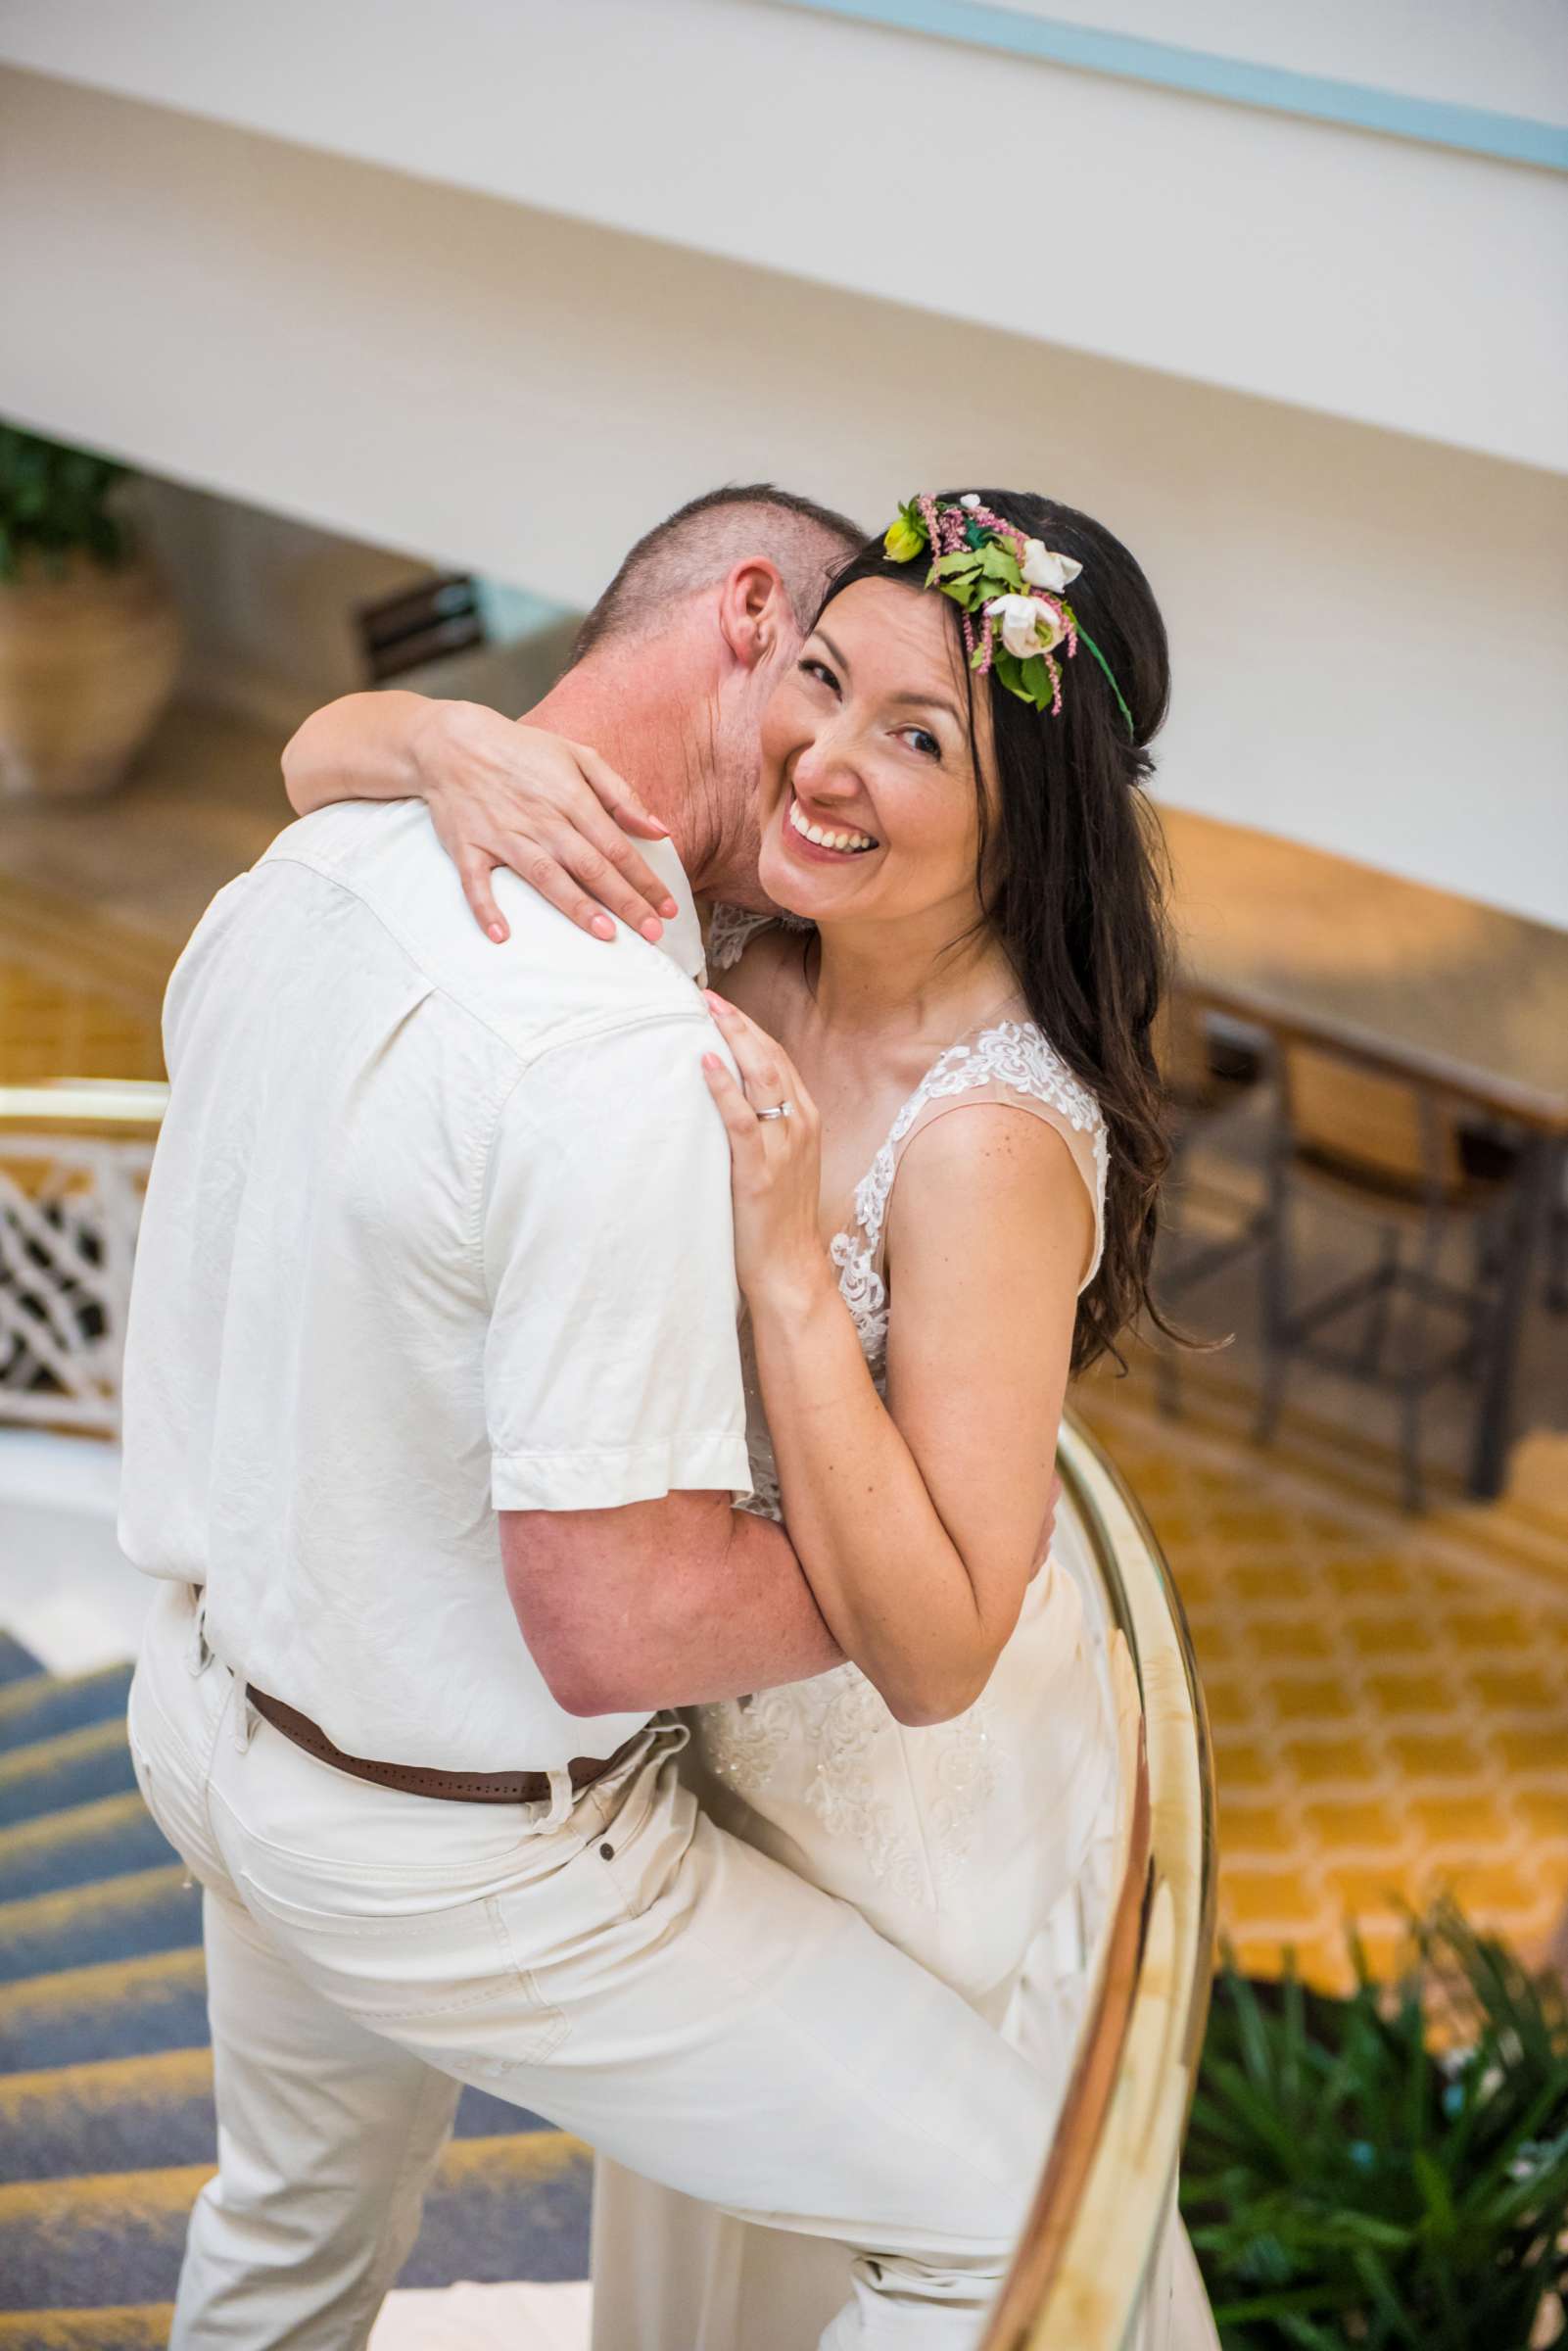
[1159,806,1568,1498]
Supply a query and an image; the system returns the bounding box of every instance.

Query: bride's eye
[799,657,839,694]
[898,726,942,762]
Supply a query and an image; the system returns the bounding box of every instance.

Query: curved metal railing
[980,1412,1218,2351]
[0,1080,171,1134]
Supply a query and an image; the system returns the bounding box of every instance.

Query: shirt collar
[641,836,708,984]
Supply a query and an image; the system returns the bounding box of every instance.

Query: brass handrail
[0,1080,169,1137]
[980,1411,1218,2351]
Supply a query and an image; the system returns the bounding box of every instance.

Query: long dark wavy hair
[816,490,1174,1374]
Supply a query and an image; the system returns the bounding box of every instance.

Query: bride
[287,487,1214,2348]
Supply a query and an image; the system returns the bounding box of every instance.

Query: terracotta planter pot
[0,552,182,800]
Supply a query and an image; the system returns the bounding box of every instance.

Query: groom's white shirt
[119,798,750,1770]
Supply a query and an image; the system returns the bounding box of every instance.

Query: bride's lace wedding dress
[590,917,1216,2351]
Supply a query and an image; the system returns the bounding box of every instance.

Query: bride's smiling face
[755,578,995,928]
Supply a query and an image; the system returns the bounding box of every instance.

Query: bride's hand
[700,994,829,1312]
[408,701,681,944]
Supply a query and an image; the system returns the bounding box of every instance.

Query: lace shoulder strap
[706,905,814,975]
[850,1019,1109,1294]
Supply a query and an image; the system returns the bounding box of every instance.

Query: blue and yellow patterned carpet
[0,1634,592,2349]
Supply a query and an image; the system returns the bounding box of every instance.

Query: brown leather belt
[246,1686,636,1806]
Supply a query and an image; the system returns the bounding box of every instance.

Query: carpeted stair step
[0,2130,592,2306]
[0,1663,133,1755]
[403,2132,594,2287]
[0,2049,217,2183]
[0,1949,207,2073]
[0,1636,45,1689]
[0,2042,568,2182]
[0,1792,171,1906]
[0,1720,138,1829]
[0,1625,594,2324]
[0,1866,201,1986]
[0,2306,172,2349]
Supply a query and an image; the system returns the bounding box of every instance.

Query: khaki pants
[129,1581,1049,2348]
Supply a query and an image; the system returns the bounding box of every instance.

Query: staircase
[0,1636,592,2349]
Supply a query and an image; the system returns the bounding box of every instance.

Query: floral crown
[882,492,1133,735]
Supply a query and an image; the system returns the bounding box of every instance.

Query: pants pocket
[237,1867,570,2059]
[579,1729,700,1928]
[126,1672,226,1892]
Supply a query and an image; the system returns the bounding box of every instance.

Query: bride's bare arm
[703,996,1086,1728]
[281,694,678,943]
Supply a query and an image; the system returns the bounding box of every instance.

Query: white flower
[1020,538,1081,593]
[959,493,981,509]
[986,594,1065,660]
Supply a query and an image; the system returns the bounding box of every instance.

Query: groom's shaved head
[571,483,865,664]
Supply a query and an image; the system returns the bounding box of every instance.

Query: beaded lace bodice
[828,1017,1108,1377]
[698,910,1109,1909]
[708,903,1108,1435]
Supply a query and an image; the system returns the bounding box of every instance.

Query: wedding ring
[755,1101,793,1123]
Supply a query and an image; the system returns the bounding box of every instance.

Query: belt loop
[543,1768,575,1829]
[231,1687,257,1752]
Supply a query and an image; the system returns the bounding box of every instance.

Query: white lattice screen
[0,1131,155,1436]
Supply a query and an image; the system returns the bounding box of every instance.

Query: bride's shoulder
[888,1077,1099,1285]
[894,1017,1105,1148]
[886,1018,1107,1289]
[967,1019,1105,1138]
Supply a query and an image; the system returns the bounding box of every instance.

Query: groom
[119,486,1049,2348]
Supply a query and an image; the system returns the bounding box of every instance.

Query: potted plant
[0,421,181,799]
[1184,1901,1568,2348]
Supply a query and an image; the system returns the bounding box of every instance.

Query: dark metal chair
[1546,1184,1568,1316]
[1152,990,1272,1413]
[1256,1039,1522,1510]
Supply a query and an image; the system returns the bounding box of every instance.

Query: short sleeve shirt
[119,800,750,1769]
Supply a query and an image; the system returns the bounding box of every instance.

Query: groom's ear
[715,558,789,673]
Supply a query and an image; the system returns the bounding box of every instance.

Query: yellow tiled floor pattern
[1077,1364,1568,1993]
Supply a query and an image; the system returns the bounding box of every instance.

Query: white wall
[3,72,1564,926]
[0,0,1563,470]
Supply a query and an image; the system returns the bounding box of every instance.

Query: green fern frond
[1184,1905,1568,2350]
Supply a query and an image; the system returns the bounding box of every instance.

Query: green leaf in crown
[978,542,1026,593]
[877,490,1134,735]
